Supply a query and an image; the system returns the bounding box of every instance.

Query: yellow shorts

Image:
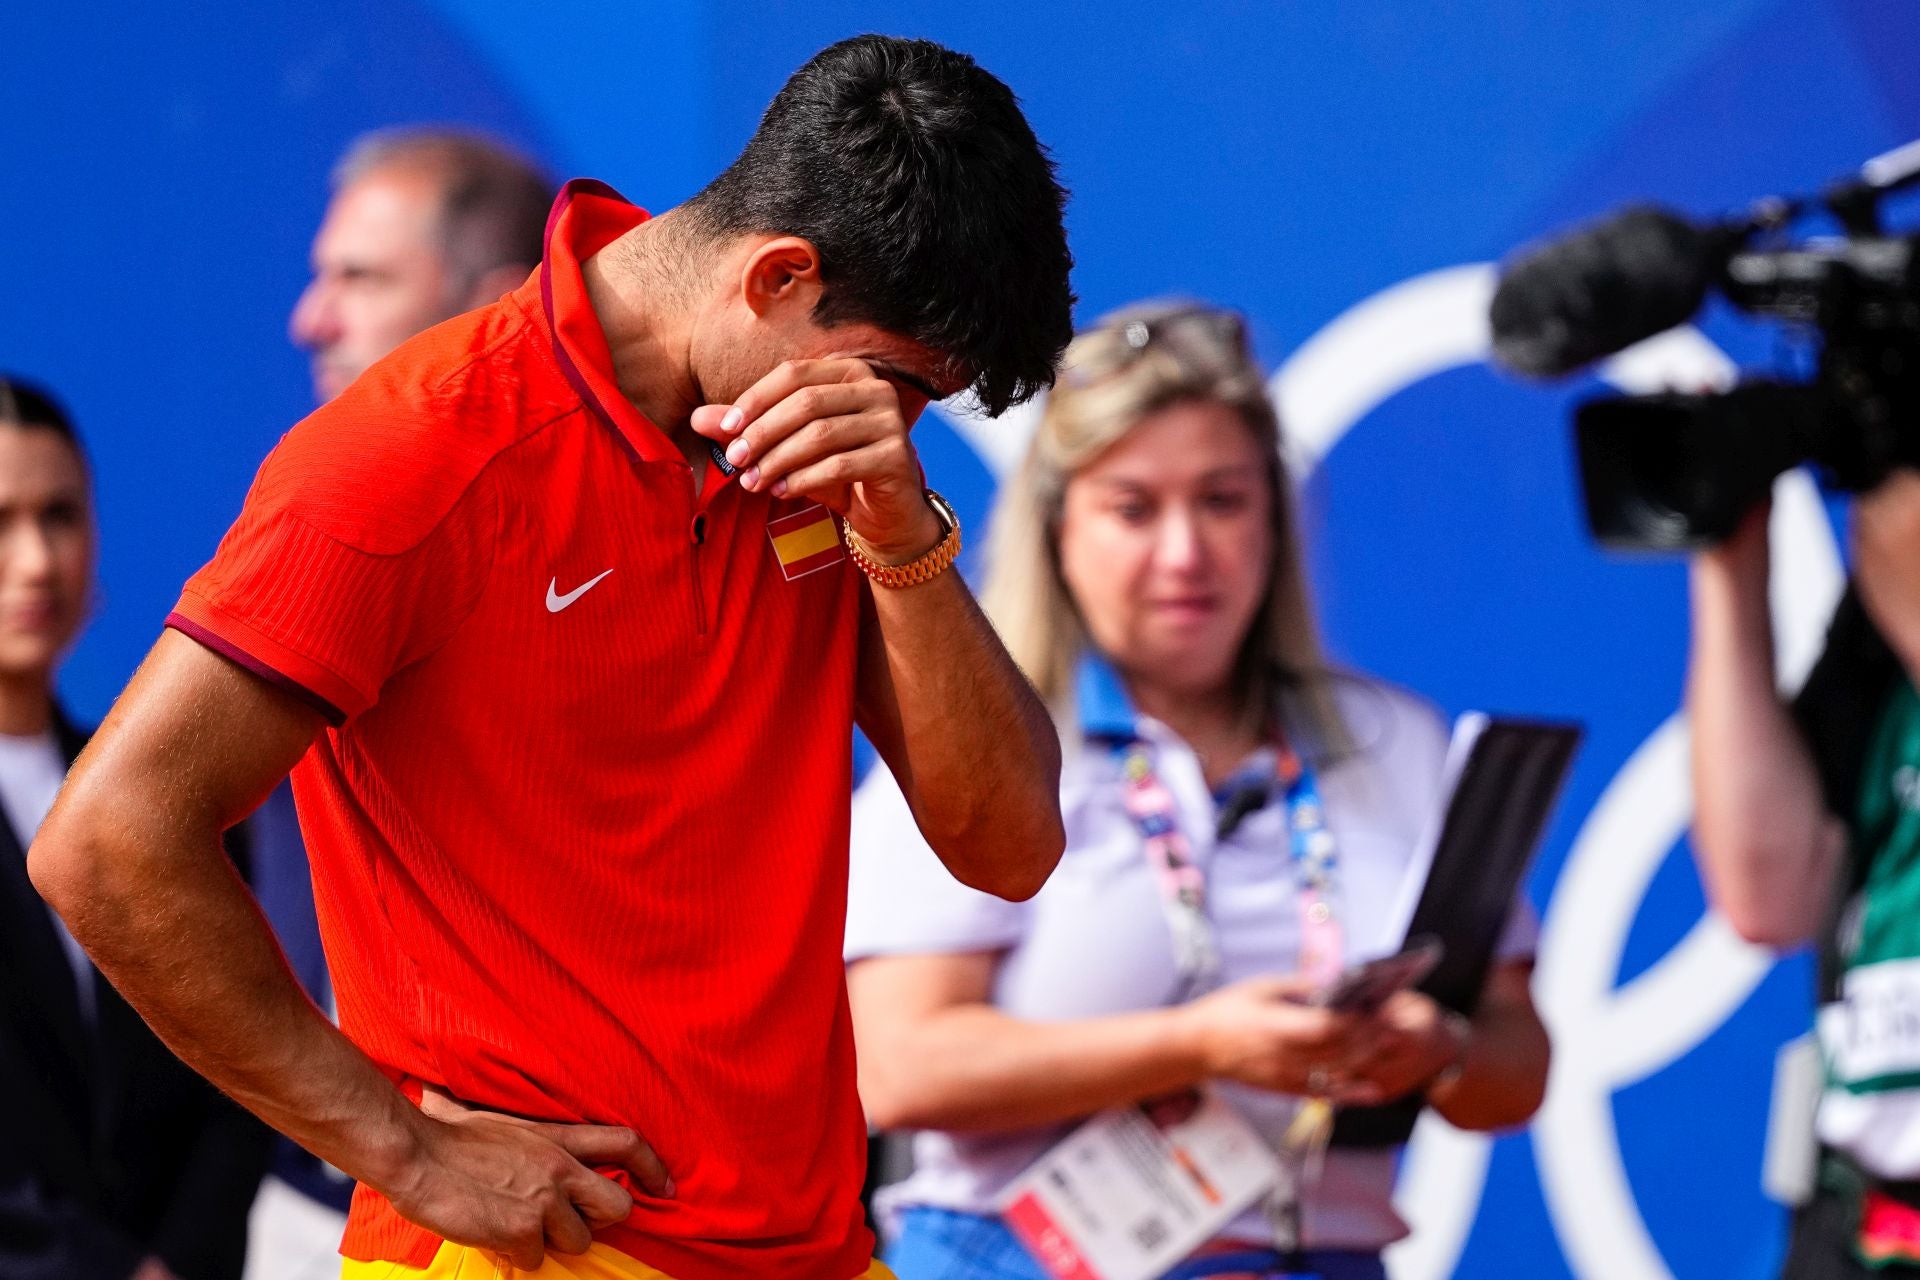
[340,1241,897,1280]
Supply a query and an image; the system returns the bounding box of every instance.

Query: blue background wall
[5,3,1917,1275]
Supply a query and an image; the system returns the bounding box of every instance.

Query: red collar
[538,179,686,466]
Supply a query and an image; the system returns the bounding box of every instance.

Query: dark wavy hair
[685,34,1075,416]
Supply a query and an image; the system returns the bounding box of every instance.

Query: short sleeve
[168,416,497,724]
[1494,892,1540,962]
[845,761,1031,962]
[1792,583,1902,825]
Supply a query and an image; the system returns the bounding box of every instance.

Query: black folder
[1332,715,1583,1148]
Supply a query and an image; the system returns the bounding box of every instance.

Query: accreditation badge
[1819,957,1920,1098]
[999,1089,1281,1280]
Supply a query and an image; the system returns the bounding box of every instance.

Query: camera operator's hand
[1696,499,1771,581]
[1854,469,1920,678]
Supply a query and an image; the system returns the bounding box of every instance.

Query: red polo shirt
[169,180,874,1279]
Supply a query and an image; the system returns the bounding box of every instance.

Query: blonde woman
[844,302,1550,1279]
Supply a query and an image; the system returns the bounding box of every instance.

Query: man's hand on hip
[693,358,943,564]
[384,1085,672,1270]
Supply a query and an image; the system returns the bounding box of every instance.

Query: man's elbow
[945,809,1063,902]
[1719,903,1813,951]
[1697,847,1818,949]
[1001,805,1066,901]
[980,849,1061,904]
[27,806,103,926]
[1690,813,1835,952]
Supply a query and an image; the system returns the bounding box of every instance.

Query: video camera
[1489,140,1920,551]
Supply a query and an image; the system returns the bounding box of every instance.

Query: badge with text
[1000,1090,1282,1280]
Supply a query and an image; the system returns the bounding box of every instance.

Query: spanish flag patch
[766,504,845,580]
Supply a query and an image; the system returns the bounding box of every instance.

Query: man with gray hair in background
[247,125,552,1280]
[289,127,553,402]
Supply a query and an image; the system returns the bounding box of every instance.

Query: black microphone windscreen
[1490,206,1728,378]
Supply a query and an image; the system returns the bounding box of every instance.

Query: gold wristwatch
[844,490,961,588]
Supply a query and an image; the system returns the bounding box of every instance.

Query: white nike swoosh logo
[546,569,613,613]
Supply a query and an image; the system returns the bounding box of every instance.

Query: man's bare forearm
[32,782,424,1194]
[28,637,427,1197]
[861,566,1064,900]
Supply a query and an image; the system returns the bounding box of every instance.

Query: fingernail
[771,478,789,498]
[726,438,750,468]
[742,466,760,489]
[663,1176,677,1198]
[721,407,743,434]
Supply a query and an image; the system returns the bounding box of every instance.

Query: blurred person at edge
[845,301,1551,1280]
[0,376,270,1280]
[1692,474,1920,1278]
[248,127,553,1280]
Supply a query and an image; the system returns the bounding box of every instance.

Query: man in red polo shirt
[31,34,1072,1280]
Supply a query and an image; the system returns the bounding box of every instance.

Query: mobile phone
[1310,935,1445,1013]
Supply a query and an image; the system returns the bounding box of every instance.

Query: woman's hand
[1176,976,1380,1095]
[1326,991,1466,1108]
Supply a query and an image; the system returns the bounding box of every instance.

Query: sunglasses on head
[1063,305,1251,388]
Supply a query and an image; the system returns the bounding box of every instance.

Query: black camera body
[1491,152,1920,551]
